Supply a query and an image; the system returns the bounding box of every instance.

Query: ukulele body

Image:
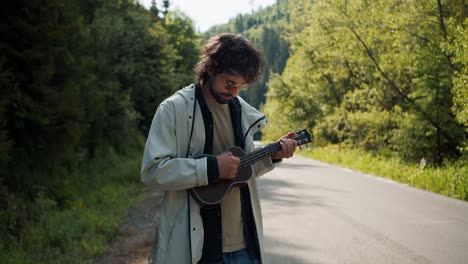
[190,146,252,207]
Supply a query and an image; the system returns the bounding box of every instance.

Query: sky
[140,0,277,32]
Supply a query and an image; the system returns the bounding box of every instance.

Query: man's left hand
[270,131,298,160]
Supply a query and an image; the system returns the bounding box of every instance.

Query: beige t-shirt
[206,99,246,253]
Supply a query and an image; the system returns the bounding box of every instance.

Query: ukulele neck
[240,142,281,168]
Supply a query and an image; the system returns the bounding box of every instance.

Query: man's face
[208,73,248,104]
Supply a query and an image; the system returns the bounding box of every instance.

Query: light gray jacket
[141,84,276,263]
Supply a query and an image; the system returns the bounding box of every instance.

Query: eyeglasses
[225,79,248,90]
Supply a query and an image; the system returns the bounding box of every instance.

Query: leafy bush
[0,148,145,263]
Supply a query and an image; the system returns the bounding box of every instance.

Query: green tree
[0,0,91,193]
[164,11,201,89]
[86,2,179,141]
[162,0,171,17]
[0,60,14,167]
[150,0,159,17]
[447,18,468,157]
[448,19,468,128]
[263,0,466,163]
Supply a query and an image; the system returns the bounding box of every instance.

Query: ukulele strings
[239,137,307,168]
[240,142,282,168]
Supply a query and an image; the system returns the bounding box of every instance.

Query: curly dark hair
[194,33,264,84]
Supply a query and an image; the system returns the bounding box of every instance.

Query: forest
[261,0,467,164]
[0,0,200,262]
[0,0,466,262]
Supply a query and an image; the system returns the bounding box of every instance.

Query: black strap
[229,96,245,150]
[186,84,198,264]
[240,185,261,261]
[195,83,222,263]
[185,85,198,159]
[195,83,214,154]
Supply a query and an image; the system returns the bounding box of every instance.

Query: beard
[208,78,232,104]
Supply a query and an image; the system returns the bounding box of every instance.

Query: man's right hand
[216,151,240,180]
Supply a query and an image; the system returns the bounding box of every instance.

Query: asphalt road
[258,155,468,264]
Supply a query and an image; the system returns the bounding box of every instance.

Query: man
[141,33,297,264]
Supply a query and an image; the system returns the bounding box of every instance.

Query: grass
[299,145,468,201]
[0,148,146,264]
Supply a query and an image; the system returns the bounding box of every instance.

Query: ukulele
[190,129,312,207]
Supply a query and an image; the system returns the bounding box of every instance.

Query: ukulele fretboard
[240,143,282,168]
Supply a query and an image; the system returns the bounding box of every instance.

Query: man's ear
[207,62,219,77]
[207,66,215,77]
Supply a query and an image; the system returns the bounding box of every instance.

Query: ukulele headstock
[293,128,312,149]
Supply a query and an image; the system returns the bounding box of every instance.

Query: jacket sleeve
[253,155,275,178]
[140,102,210,191]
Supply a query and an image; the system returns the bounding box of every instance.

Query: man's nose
[228,86,240,96]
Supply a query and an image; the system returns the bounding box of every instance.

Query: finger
[284,139,295,157]
[284,144,292,157]
[288,140,296,154]
[291,140,298,154]
[232,155,240,163]
[279,140,285,153]
[284,131,296,139]
[280,140,290,157]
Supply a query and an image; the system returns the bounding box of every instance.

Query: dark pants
[200,248,260,264]
[222,248,260,264]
